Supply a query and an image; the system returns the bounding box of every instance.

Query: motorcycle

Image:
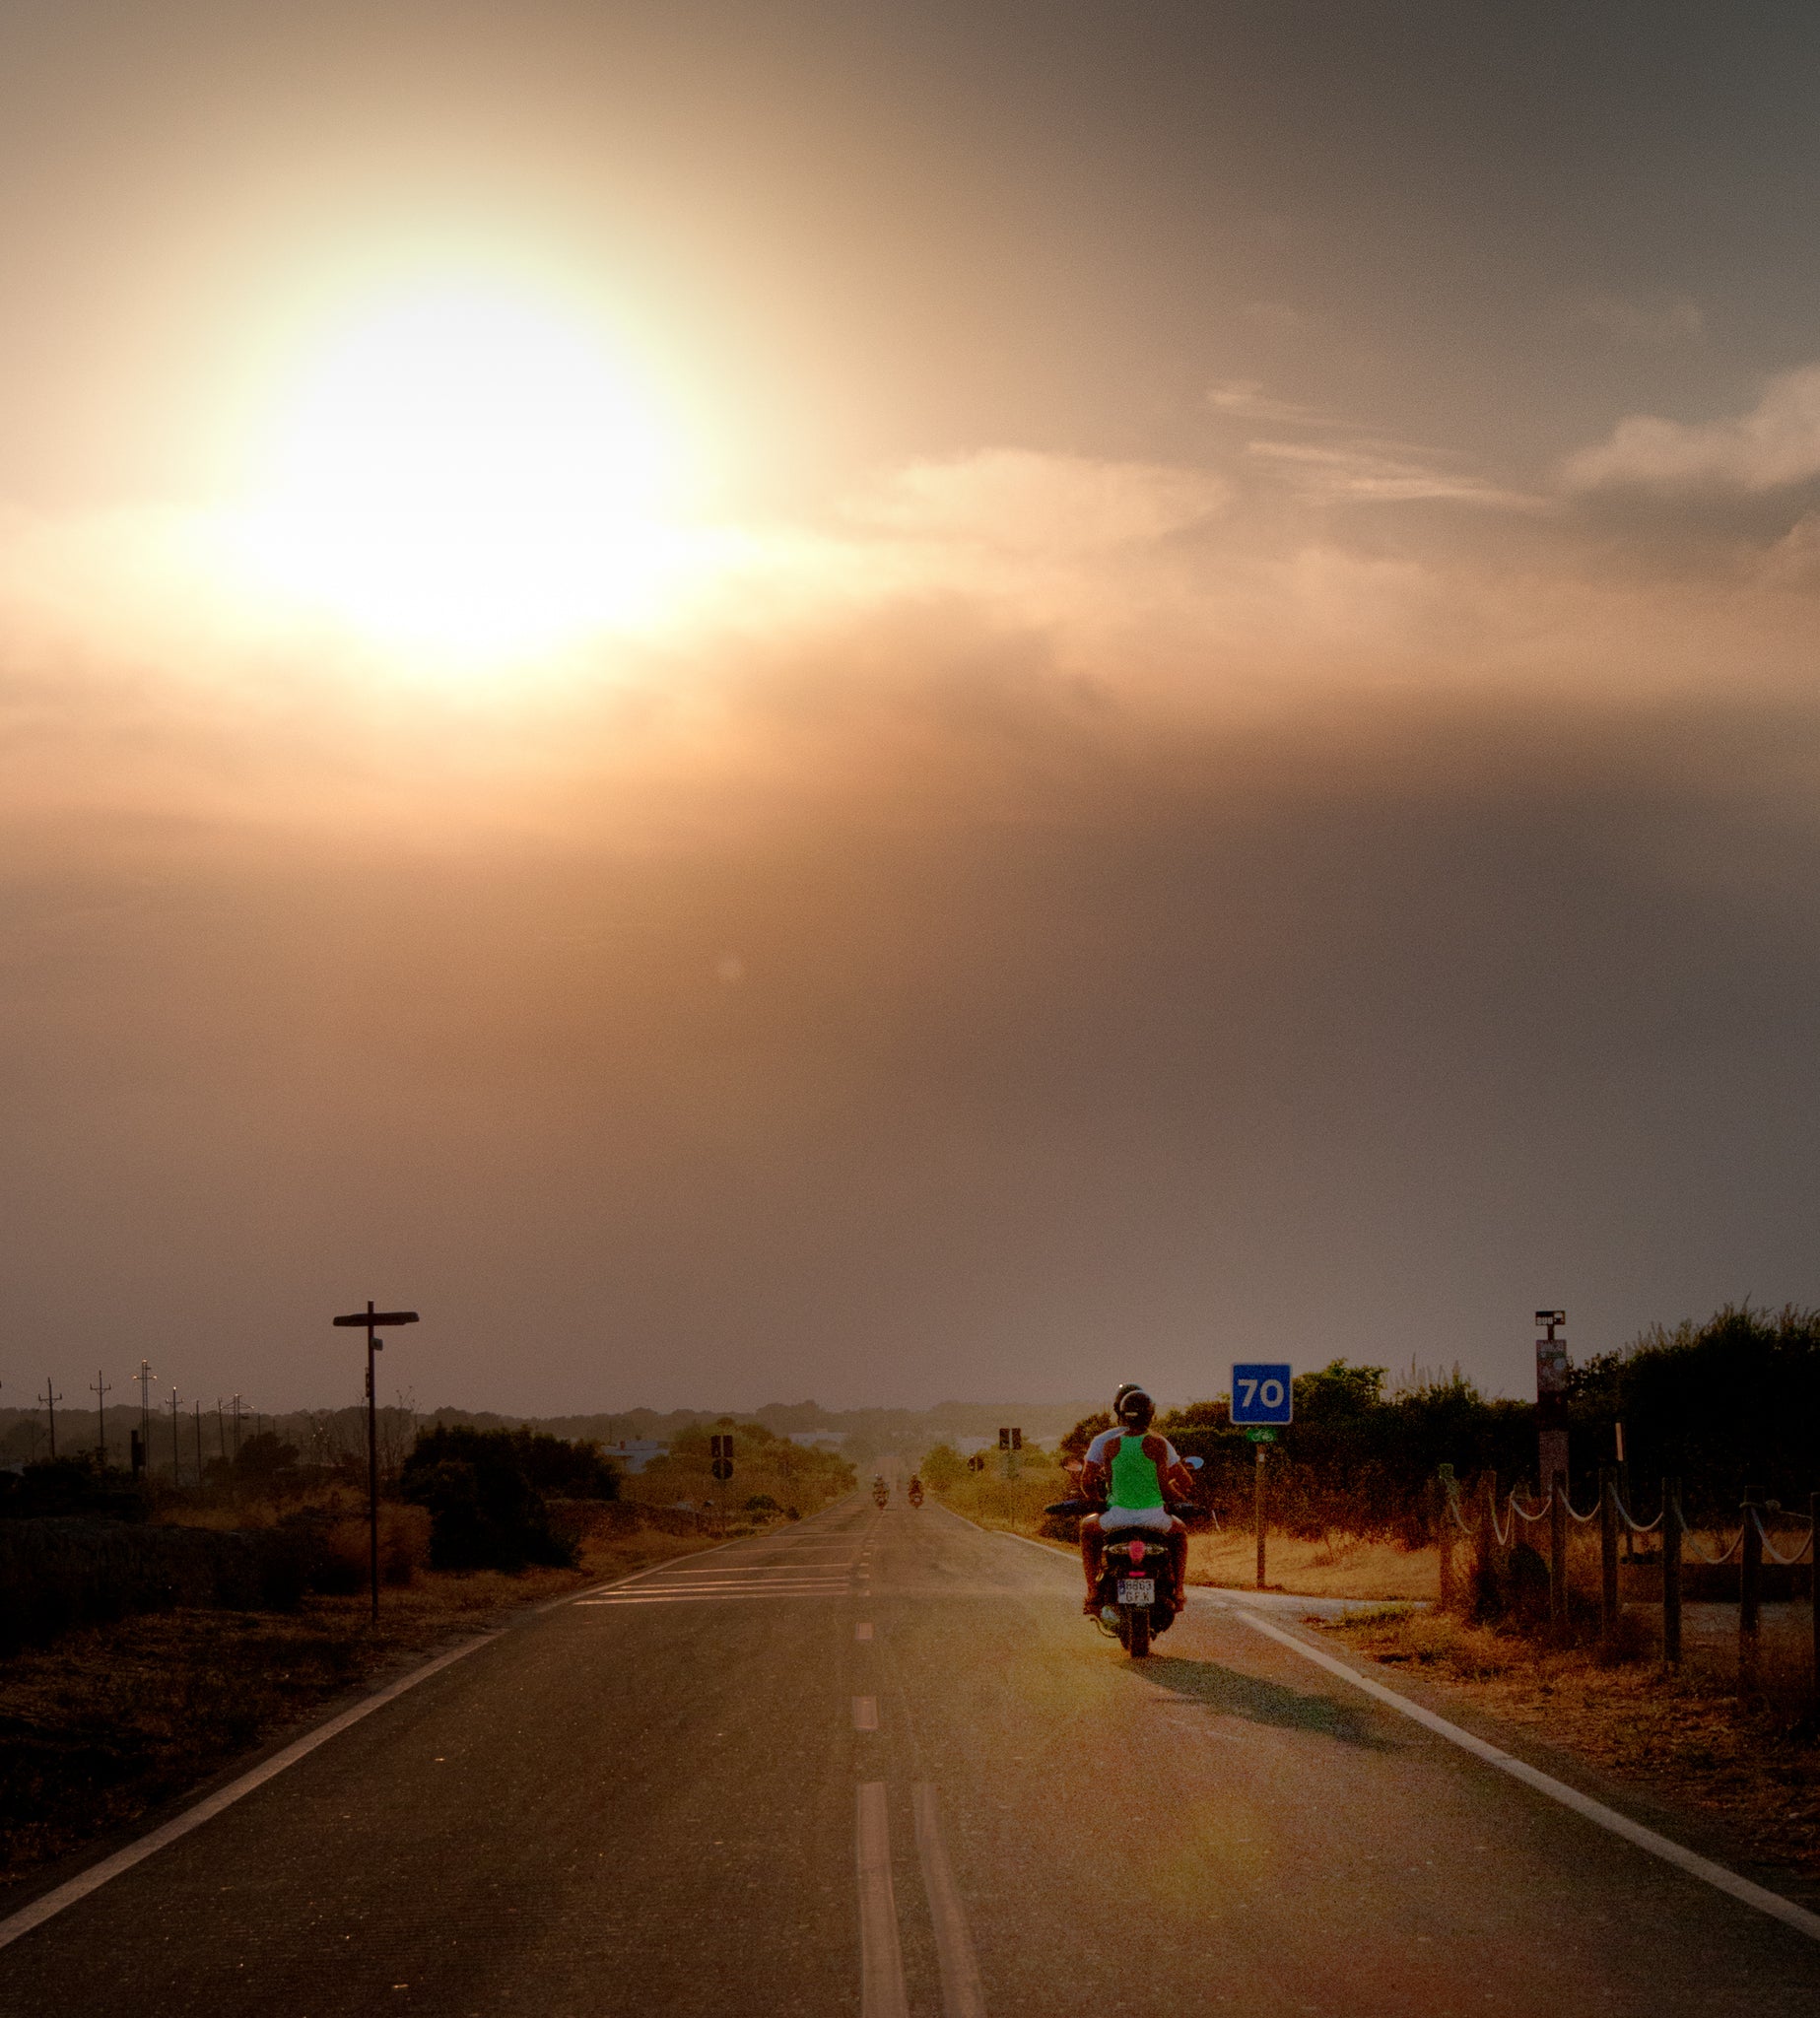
[1046,1457,1204,1659]
[873,1484,890,1509]
[908,1481,924,1509]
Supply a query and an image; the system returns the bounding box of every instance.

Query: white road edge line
[1224,1605,1820,1945]
[0,1630,500,1954]
[853,1695,880,1731]
[856,1783,910,2018]
[913,1783,987,2018]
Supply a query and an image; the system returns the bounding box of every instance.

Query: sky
[4,3,1820,1416]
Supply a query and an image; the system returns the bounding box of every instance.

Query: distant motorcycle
[908,1479,924,1508]
[873,1482,890,1509]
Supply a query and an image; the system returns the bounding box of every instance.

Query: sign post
[1535,1311,1569,1496]
[332,1302,419,1622]
[1232,1365,1292,1591]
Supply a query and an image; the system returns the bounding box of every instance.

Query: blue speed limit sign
[1231,1363,1293,1425]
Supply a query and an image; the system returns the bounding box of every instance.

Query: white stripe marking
[914,1784,987,2018]
[856,1623,874,1642]
[852,1695,879,1731]
[855,1783,910,2018]
[1225,1606,1820,1944]
[0,1631,499,1954]
[575,1589,850,1606]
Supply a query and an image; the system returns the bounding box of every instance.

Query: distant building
[603,1438,667,1474]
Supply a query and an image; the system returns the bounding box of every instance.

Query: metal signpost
[332,1302,420,1623]
[1535,1311,1569,1496]
[998,1426,1022,1480]
[1231,1364,1293,1589]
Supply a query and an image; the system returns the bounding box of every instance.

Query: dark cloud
[5,624,1819,1412]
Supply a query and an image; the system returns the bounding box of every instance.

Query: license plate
[1116,1578,1156,1605]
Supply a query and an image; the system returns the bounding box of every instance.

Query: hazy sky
[5,4,1820,1415]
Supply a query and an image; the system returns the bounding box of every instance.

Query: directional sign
[1245,1427,1278,1444]
[709,1433,734,1482]
[1231,1363,1293,1426]
[332,1311,419,1328]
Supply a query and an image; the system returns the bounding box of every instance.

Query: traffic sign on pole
[1231,1364,1293,1426]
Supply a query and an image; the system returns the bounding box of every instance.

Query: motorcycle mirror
[1184,1455,1204,1469]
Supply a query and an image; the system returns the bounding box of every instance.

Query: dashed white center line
[914,1783,987,2018]
[852,1695,879,1731]
[855,1784,910,2018]
[855,1623,874,1642]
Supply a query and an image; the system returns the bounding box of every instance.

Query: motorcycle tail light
[1127,1539,1146,1564]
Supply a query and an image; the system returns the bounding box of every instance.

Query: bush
[0,1454,147,1523]
[399,1428,576,1573]
[0,1518,310,1652]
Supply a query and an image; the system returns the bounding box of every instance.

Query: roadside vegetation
[621,1417,853,1519]
[0,1422,781,1896]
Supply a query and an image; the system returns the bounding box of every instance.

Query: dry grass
[1187,1528,1440,1599]
[0,1516,723,1897]
[1320,1605,1820,1881]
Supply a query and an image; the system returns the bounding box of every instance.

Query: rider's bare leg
[1080,1514,1105,1613]
[1168,1518,1188,1610]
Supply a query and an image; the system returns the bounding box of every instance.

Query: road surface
[2,1494,1816,2016]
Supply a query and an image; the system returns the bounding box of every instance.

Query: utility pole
[138,1360,157,1469]
[332,1301,420,1623]
[40,1379,63,1458]
[92,1370,110,1462]
[193,1396,204,1487]
[216,1397,227,1467]
[231,1394,243,1461]
[169,1388,182,1487]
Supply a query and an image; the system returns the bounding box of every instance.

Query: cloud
[1245,438,1538,509]
[844,448,1229,555]
[1564,364,1820,494]
[1577,294,1706,347]
[1207,378,1326,425]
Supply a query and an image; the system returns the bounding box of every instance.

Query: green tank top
[1110,1435,1165,1510]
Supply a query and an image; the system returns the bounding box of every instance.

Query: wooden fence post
[1437,1466,1456,1612]
[1599,1464,1619,1638]
[1661,1477,1682,1671]
[1476,1470,1498,1619]
[1810,1491,1819,1724]
[1549,1468,1568,1640]
[1739,1484,1763,1697]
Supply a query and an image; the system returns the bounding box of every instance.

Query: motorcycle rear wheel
[1126,1606,1150,1657]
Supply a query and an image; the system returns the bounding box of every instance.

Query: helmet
[1113,1383,1155,1431]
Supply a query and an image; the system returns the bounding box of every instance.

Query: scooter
[1046,1457,1204,1659]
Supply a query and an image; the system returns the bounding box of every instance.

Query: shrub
[399,1428,576,1573]
[0,1454,147,1523]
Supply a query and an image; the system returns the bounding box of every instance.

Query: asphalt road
[3,1492,1818,2016]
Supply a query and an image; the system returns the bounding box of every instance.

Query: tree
[400,1427,577,1572]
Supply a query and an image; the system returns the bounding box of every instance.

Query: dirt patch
[0,1520,723,1898]
[1318,1605,1820,1882]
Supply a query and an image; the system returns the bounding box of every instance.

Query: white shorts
[1096,1505,1175,1534]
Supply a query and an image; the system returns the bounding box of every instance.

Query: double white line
[855,1783,985,2018]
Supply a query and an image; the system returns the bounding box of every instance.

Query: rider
[1077,1384,1197,1616]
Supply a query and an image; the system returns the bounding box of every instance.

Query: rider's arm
[1078,1456,1109,1505]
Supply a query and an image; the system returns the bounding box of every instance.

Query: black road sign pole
[333,1302,419,1624]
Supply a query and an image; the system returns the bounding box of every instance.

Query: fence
[1439,1466,1818,1713]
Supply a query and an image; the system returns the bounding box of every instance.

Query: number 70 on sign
[1231,1363,1293,1425]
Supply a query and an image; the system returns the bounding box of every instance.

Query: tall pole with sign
[332,1302,420,1622]
[1535,1311,1569,1496]
[1231,1363,1293,1591]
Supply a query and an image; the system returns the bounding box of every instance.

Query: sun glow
[236,285,700,660]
